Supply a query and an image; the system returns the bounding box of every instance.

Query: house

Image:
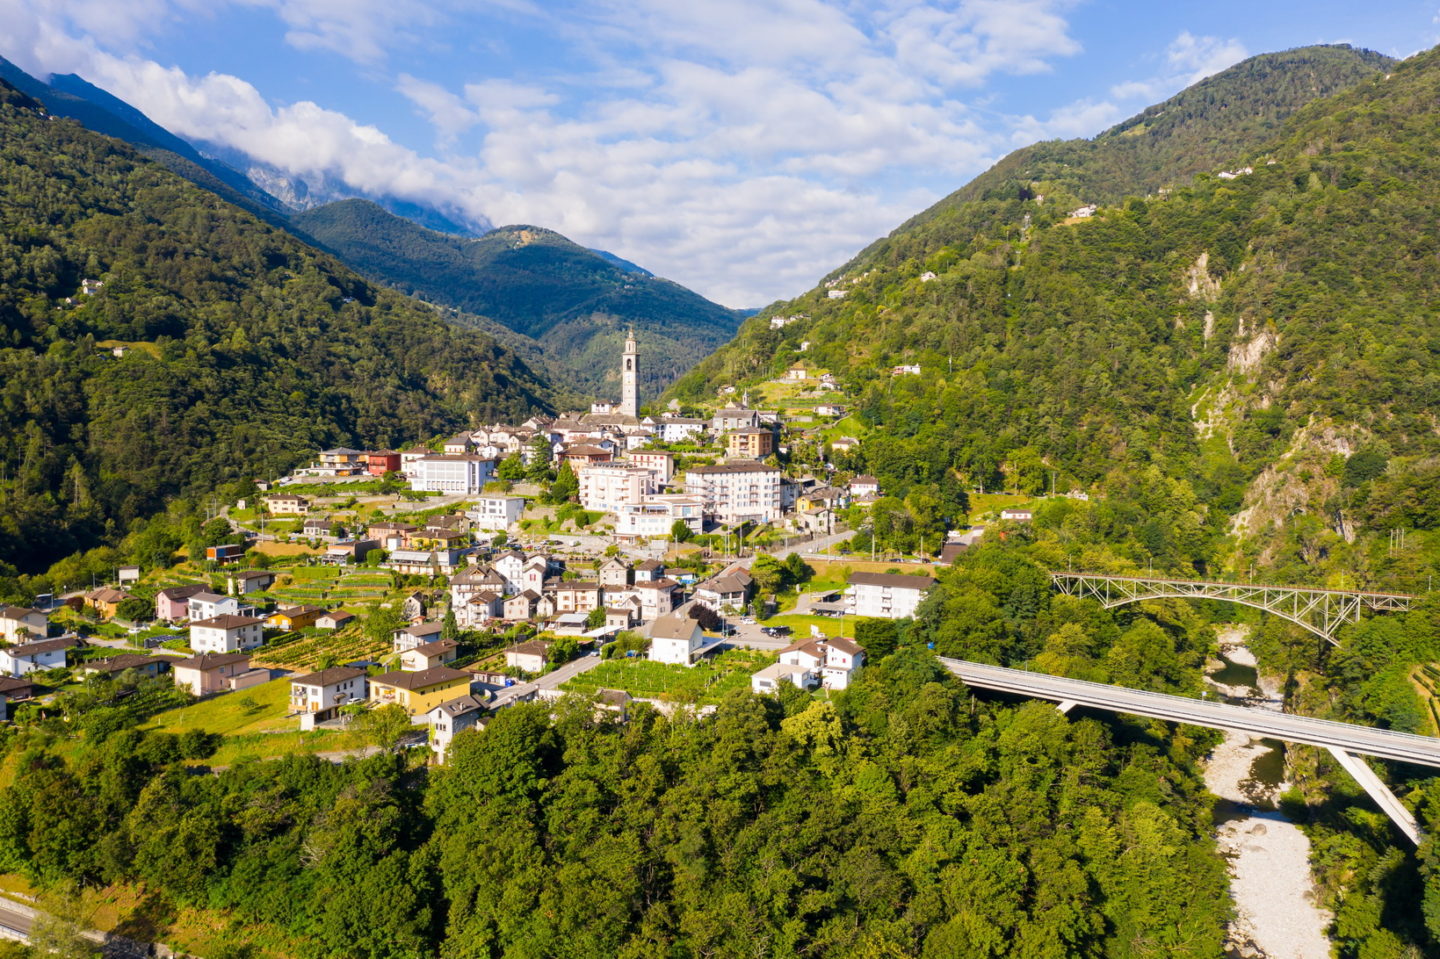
[785,365,809,381]
[401,638,459,672]
[401,591,428,621]
[81,654,169,680]
[1069,203,1097,218]
[648,612,705,666]
[634,559,665,583]
[155,585,206,622]
[605,606,637,630]
[290,667,367,722]
[827,289,847,299]
[505,639,551,673]
[546,581,602,614]
[408,455,496,495]
[427,695,490,762]
[776,636,864,689]
[314,448,367,475]
[598,558,630,588]
[695,565,753,612]
[85,587,134,619]
[846,572,935,620]
[848,475,880,498]
[469,494,526,531]
[206,543,246,564]
[457,591,503,629]
[815,403,846,416]
[265,605,324,631]
[625,449,676,483]
[368,522,417,550]
[301,516,332,539]
[558,444,614,469]
[711,408,761,433]
[228,570,275,595]
[327,539,380,564]
[1000,508,1033,522]
[369,666,473,716]
[0,636,81,677]
[442,433,475,455]
[316,609,356,630]
[263,494,309,515]
[0,676,35,719]
[188,592,239,622]
[751,662,815,694]
[381,546,470,576]
[367,450,401,476]
[830,436,860,453]
[654,416,706,442]
[393,621,444,653]
[520,556,552,593]
[0,606,48,643]
[189,615,265,654]
[503,591,541,622]
[725,428,775,460]
[117,565,141,586]
[172,653,252,696]
[578,462,659,512]
[633,578,680,620]
[615,494,705,541]
[685,460,783,524]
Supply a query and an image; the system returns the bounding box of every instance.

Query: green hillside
[669,44,1432,579]
[0,80,551,572]
[294,199,746,399]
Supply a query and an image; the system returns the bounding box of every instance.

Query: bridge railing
[1050,571,1416,602]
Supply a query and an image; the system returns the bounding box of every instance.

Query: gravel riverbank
[1203,627,1332,959]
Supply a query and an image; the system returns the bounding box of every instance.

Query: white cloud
[0,0,1093,306]
[1167,30,1248,84]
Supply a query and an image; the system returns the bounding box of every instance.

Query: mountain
[0,78,551,573]
[668,44,1433,570]
[293,199,747,399]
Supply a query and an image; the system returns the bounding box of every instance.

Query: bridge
[941,657,1431,845]
[1051,572,1416,646]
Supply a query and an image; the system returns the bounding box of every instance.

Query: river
[1203,626,1332,959]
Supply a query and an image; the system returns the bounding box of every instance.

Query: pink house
[156,585,207,622]
[172,653,253,696]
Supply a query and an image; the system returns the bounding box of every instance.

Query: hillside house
[401,638,459,672]
[505,639,551,673]
[648,612,705,666]
[155,585,207,622]
[290,667,367,724]
[750,662,815,694]
[188,592,239,622]
[1,636,81,677]
[694,565,753,612]
[408,455,496,495]
[263,494,309,515]
[316,610,356,630]
[85,587,134,619]
[172,653,253,696]
[265,605,324,631]
[81,654,169,680]
[0,606,48,643]
[393,621,444,653]
[369,667,472,716]
[427,695,490,763]
[189,615,264,654]
[846,572,935,620]
[685,460,783,524]
[470,494,526,531]
[228,570,276,595]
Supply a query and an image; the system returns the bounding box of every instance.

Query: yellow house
[264,605,324,631]
[369,666,472,716]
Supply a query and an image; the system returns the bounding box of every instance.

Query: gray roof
[371,666,471,691]
[847,571,936,590]
[650,612,699,640]
[292,666,367,688]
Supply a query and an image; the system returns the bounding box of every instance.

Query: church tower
[620,328,639,418]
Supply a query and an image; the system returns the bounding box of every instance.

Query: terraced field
[253,629,390,672]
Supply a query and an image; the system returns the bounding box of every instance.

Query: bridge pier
[1326,747,1422,846]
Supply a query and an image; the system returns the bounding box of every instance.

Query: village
[0,331,1011,764]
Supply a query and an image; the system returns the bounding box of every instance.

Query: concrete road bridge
[1051,572,1416,646]
[942,657,1433,845]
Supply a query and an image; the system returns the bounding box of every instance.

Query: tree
[548,635,579,667]
[671,519,694,543]
[854,618,899,659]
[497,453,526,482]
[114,596,153,622]
[366,606,404,644]
[525,435,553,482]
[585,606,607,629]
[442,607,459,641]
[357,704,413,751]
[547,463,578,504]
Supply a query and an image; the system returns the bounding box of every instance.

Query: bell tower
[620,328,639,418]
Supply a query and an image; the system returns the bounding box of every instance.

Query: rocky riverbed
[1203,627,1332,959]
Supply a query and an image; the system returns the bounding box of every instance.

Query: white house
[427,695,490,762]
[848,475,880,498]
[750,662,815,694]
[648,612,705,666]
[685,460,783,525]
[393,622,444,653]
[0,636,80,677]
[655,417,706,442]
[290,666,367,722]
[408,455,496,495]
[189,615,265,654]
[578,462,658,513]
[505,639,551,673]
[469,495,526,531]
[694,565,753,612]
[1000,508,1033,522]
[0,606,48,643]
[615,494,705,540]
[777,636,865,691]
[846,572,935,620]
[188,592,239,622]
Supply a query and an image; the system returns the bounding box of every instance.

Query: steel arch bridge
[1050,572,1416,646]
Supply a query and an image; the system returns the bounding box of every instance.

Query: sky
[2,1,1438,307]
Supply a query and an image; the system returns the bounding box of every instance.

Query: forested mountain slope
[0,80,551,572]
[670,44,1438,584]
[295,200,747,399]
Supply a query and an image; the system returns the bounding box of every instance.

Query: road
[941,657,1440,767]
[485,652,606,710]
[0,900,32,941]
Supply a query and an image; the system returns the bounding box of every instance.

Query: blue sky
[3,1,1438,307]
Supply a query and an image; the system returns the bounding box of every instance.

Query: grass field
[763,613,855,639]
[146,677,295,736]
[968,492,1037,520]
[563,649,774,704]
